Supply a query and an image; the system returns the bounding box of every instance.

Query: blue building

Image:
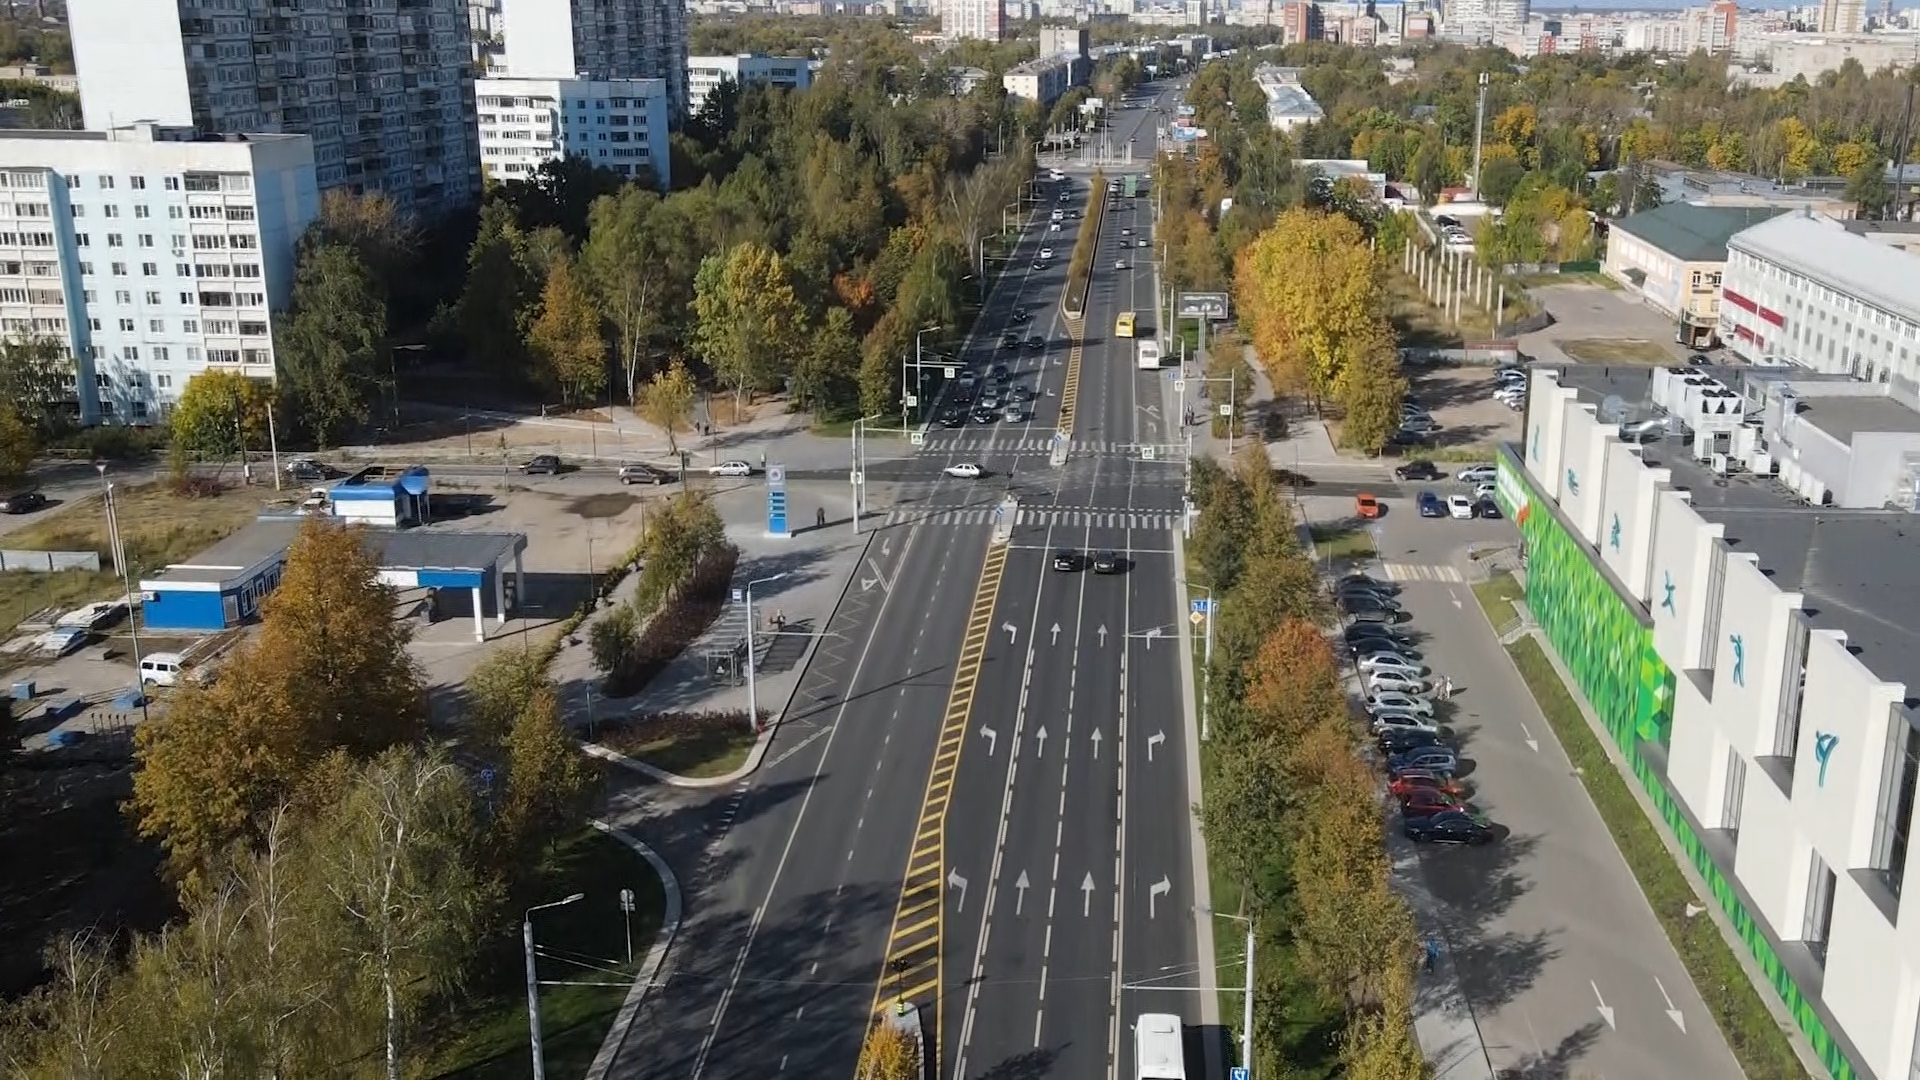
[141,519,528,641]
[324,465,433,527]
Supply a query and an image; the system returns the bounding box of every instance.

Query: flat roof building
[686,54,814,117]
[476,76,670,188]
[0,123,319,426]
[1002,54,1081,107]
[1603,203,1787,349]
[1251,65,1324,131]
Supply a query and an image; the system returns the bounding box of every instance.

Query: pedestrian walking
[816,506,827,529]
[1423,933,1441,973]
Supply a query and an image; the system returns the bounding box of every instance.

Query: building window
[154,354,168,369]
[1803,852,1836,966]
[164,177,179,191]
[110,262,126,276]
[1873,714,1920,899]
[1774,619,1810,763]
[149,319,163,333]
[141,263,157,276]
[130,176,145,190]
[1721,747,1746,842]
[144,291,160,304]
[115,289,130,304]
[134,205,150,219]
[106,234,122,247]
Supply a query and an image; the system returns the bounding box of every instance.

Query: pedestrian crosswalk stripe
[915,436,1165,456]
[1380,562,1464,583]
[883,507,1180,530]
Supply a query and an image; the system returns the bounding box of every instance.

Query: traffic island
[1061,170,1107,319]
[596,709,762,779]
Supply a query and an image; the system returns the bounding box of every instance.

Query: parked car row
[1337,575,1498,847]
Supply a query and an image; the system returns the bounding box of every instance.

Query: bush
[588,605,637,675]
[602,545,738,698]
[49,424,168,462]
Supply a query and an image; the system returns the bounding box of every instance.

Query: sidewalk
[1173,343,1389,479]
[553,488,874,785]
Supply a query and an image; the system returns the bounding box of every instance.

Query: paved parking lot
[1302,485,1745,1080]
[1519,283,1689,367]
[1405,365,1524,452]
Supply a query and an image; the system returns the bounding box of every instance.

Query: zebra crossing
[917,435,1153,457]
[884,506,1183,530]
[1379,561,1464,583]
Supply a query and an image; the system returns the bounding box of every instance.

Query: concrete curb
[581,531,880,788]
[1170,497,1223,1045]
[584,820,683,1080]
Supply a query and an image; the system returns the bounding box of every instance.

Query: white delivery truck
[1134,1013,1186,1079]
[1137,340,1162,369]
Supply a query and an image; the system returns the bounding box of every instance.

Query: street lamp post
[744,572,790,731]
[523,892,586,1080]
[1181,580,1213,741]
[97,465,150,723]
[852,413,883,535]
[900,324,944,431]
[1185,371,1239,460]
[1203,907,1256,1078]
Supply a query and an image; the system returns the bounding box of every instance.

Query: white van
[140,653,186,687]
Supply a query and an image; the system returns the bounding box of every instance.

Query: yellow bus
[1114,310,1136,338]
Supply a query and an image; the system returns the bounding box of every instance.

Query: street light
[744,572,790,731]
[97,465,150,723]
[523,892,586,1080]
[851,413,884,535]
[1202,906,1255,1079]
[901,324,944,431]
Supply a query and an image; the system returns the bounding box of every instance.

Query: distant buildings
[497,0,690,120]
[1038,24,1092,60]
[1819,0,1867,34]
[69,0,478,218]
[1645,161,1860,220]
[0,123,320,425]
[1733,32,1920,88]
[1250,65,1324,131]
[686,54,814,116]
[475,78,670,188]
[944,0,1005,41]
[1003,53,1081,106]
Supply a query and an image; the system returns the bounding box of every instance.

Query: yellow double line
[868,541,1009,1056]
[1059,316,1085,439]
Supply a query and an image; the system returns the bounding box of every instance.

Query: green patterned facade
[1494,449,1858,1080]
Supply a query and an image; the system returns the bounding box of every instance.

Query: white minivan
[140,652,186,687]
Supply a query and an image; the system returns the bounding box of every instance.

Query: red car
[1389,771,1466,799]
[1399,789,1468,818]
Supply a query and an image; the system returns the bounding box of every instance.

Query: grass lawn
[1470,573,1525,629]
[419,829,667,1080]
[1557,338,1674,365]
[601,711,759,779]
[1510,270,1618,291]
[0,480,272,636]
[1308,522,1375,561]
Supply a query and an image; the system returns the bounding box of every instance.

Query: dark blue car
[1417,490,1445,517]
[1404,809,1495,845]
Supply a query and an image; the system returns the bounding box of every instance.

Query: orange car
[1355,493,1382,519]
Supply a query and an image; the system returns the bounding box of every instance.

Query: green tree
[793,306,862,418]
[496,685,597,863]
[452,201,537,380]
[527,255,607,406]
[0,400,35,484]
[0,334,73,439]
[581,186,669,403]
[276,243,388,448]
[638,359,697,454]
[170,369,275,460]
[463,649,552,758]
[132,517,426,878]
[632,491,728,614]
[1476,155,1527,206]
[692,242,807,407]
[1847,160,1891,219]
[1334,342,1406,454]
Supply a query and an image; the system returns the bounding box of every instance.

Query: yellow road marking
[1059,317,1084,438]
[867,541,1009,1067]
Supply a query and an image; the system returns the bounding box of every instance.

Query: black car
[940,410,967,428]
[1337,573,1399,594]
[1378,728,1449,755]
[1394,460,1442,481]
[1338,582,1398,603]
[1476,498,1503,519]
[1347,631,1415,655]
[520,454,563,475]
[1348,607,1400,625]
[989,362,1010,380]
[1052,549,1080,571]
[973,407,998,424]
[1032,259,1046,270]
[1092,550,1121,574]
[1025,335,1046,351]
[1340,594,1400,616]
[1010,308,1033,324]
[999,332,1020,350]
[284,458,332,483]
[1404,810,1495,845]
[0,489,46,514]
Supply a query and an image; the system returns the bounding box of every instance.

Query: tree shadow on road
[1418,830,1558,1013]
[1494,1018,1606,1080]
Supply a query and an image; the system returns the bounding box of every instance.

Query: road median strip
[1058,318,1084,440]
[867,541,1009,1064]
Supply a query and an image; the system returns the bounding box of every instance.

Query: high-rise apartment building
[476,77,669,187]
[943,0,1004,42]
[499,0,689,120]
[1819,0,1866,33]
[68,0,479,219]
[0,123,320,425]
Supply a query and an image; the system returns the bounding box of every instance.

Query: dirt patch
[1556,338,1674,365]
[563,492,641,520]
[598,710,761,779]
[707,395,758,427]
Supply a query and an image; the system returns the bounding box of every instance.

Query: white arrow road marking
[948,869,969,912]
[1146,730,1166,761]
[1050,622,1061,645]
[1148,876,1170,918]
[1520,723,1540,753]
[882,537,892,558]
[1144,627,1160,650]
[1034,726,1049,759]
[1003,622,1018,646]
[980,726,998,756]
[1090,728,1103,759]
[1081,872,1095,916]
[1014,870,1031,915]
[866,557,893,594]
[1592,981,1616,1030]
[860,577,878,592]
[1097,625,1109,647]
[1142,404,1160,418]
[1655,977,1686,1033]
[1452,596,1463,609]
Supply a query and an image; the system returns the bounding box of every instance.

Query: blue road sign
[1230,1068,1248,1080]
[1190,598,1214,614]
[766,488,789,537]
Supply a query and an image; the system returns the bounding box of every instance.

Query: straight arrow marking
[1081,872,1095,916]
[1014,870,1030,916]
[1592,980,1616,1030]
[1050,622,1061,645]
[1034,726,1049,759]
[1097,624,1109,647]
[1655,977,1686,1033]
[1090,728,1103,760]
[1146,730,1166,762]
[1520,723,1540,753]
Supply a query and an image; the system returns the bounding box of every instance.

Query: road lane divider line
[867,540,1009,1070]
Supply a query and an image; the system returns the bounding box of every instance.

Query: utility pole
[1469,72,1489,200]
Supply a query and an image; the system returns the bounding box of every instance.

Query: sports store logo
[1495,458,1532,526]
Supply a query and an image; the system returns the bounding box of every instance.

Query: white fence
[0,549,102,572]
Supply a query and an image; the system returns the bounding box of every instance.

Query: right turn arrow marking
[1148,875,1170,918]
[1146,730,1166,761]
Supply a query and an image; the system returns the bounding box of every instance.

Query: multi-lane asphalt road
[604,83,1206,1080]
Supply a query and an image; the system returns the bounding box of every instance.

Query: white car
[1454,465,1497,484]
[1039,247,1055,259]
[943,463,983,479]
[1365,691,1434,717]
[1050,222,1062,232]
[1446,494,1475,520]
[1367,670,1430,695]
[1373,712,1441,735]
[1358,653,1428,677]
[1366,661,1429,685]
[709,460,753,477]
[1474,482,1496,501]
[1114,260,1127,270]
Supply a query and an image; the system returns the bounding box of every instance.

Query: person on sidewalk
[1423,933,1441,973]
[816,506,827,529]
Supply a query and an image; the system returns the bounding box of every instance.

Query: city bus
[1115,310,1136,338]
[1134,1013,1185,1079]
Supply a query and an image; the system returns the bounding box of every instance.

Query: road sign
[1218,403,1232,416]
[731,588,744,603]
[1231,1069,1249,1080]
[1141,445,1156,461]
[767,464,786,488]
[1190,611,1204,626]
[1190,598,1213,614]
[1177,291,1231,320]
[1173,379,1186,393]
[945,366,957,379]
[904,394,918,408]
[910,431,925,446]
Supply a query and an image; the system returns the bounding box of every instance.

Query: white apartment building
[476,77,669,187]
[1512,359,1920,1080]
[1719,212,1920,389]
[686,54,813,117]
[68,0,477,219]
[944,0,1005,42]
[1001,53,1078,105]
[499,0,689,119]
[0,123,319,426]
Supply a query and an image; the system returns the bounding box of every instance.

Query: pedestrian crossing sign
[1231,1069,1248,1080]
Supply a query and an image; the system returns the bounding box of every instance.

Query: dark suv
[1395,460,1442,481]
[0,489,46,514]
